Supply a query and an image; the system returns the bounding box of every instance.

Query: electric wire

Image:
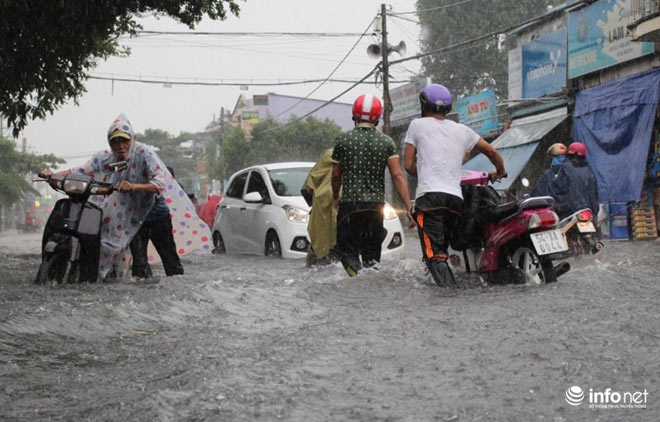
[87,74,407,87]
[392,0,475,15]
[271,20,374,119]
[257,65,380,135]
[133,30,367,37]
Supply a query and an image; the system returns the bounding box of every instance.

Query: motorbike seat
[488,201,519,222]
[488,196,555,223]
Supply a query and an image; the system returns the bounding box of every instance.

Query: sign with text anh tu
[456,89,499,137]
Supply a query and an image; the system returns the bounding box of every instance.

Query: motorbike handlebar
[487,172,508,183]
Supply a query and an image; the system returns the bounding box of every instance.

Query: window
[226,172,248,198]
[268,167,312,197]
[246,171,270,202]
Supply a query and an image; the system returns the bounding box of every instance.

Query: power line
[392,0,475,15]
[272,20,374,119]
[258,65,380,135]
[133,30,367,37]
[87,75,407,87]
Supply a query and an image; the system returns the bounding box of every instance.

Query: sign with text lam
[568,0,654,78]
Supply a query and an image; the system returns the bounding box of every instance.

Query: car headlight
[383,203,398,220]
[63,179,88,194]
[283,205,309,223]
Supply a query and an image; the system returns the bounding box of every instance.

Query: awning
[463,142,540,190]
[463,107,568,190]
[492,107,568,148]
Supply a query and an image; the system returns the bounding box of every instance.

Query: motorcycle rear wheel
[510,244,557,285]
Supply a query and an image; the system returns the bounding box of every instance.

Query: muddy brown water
[0,231,658,421]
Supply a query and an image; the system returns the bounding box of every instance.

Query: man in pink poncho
[40,114,212,281]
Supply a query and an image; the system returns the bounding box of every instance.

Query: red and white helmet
[352,94,382,124]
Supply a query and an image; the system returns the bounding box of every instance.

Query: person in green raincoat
[301,149,338,266]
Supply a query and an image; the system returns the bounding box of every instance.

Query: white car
[211,162,405,258]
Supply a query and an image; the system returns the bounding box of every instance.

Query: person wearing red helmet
[403,83,505,288]
[550,141,599,219]
[331,94,414,276]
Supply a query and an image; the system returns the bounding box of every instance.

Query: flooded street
[0,230,658,421]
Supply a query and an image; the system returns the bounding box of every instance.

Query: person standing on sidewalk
[404,83,505,288]
[331,94,414,276]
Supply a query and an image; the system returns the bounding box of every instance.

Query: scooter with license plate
[553,208,604,258]
[444,170,571,287]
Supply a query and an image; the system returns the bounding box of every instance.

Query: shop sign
[522,28,567,98]
[390,77,432,127]
[456,89,499,137]
[242,110,259,122]
[568,0,654,78]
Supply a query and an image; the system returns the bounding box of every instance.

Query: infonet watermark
[565,385,649,409]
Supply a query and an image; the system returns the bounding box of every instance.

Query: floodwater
[0,230,658,421]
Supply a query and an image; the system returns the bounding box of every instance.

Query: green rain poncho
[302,149,337,259]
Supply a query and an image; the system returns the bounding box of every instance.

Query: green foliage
[136,128,211,192]
[210,117,342,181]
[0,0,243,136]
[416,0,563,99]
[0,137,64,208]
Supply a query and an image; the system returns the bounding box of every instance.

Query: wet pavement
[0,229,658,421]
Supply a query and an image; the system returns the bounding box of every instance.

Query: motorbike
[553,208,604,258]
[444,170,571,286]
[34,172,116,284]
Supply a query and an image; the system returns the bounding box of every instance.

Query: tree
[210,126,250,181]
[209,116,341,181]
[416,0,563,99]
[0,1,242,136]
[136,128,210,192]
[0,137,64,208]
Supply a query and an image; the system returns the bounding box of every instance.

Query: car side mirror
[244,191,264,203]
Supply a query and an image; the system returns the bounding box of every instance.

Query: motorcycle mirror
[108,161,127,172]
[521,178,530,187]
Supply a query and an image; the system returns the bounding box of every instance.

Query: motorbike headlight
[283,205,309,224]
[63,179,88,194]
[383,203,398,220]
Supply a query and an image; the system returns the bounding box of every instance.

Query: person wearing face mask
[39,114,210,281]
[531,142,568,198]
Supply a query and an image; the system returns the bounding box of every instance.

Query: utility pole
[380,3,391,136]
[218,107,225,159]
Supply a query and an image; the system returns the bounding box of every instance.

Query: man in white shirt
[404,83,506,288]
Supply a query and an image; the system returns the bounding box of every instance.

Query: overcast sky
[19,0,421,168]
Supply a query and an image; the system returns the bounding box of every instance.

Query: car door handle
[240,207,246,211]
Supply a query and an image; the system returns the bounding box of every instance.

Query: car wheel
[510,244,556,285]
[265,230,282,258]
[212,231,226,254]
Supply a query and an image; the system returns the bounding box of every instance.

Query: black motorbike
[35,172,116,284]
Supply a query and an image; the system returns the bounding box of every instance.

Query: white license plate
[530,229,568,255]
[577,221,596,233]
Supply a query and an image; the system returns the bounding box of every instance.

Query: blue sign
[456,89,499,137]
[522,28,567,98]
[568,0,654,78]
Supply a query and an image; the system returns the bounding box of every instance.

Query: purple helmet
[419,83,453,114]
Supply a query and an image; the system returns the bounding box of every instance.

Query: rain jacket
[301,149,337,259]
[530,157,565,198]
[549,156,600,219]
[72,114,212,279]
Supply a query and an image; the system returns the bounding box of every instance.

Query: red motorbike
[447,170,571,286]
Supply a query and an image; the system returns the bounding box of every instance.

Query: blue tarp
[573,68,660,203]
[463,142,540,190]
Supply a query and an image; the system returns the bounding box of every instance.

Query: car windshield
[268,167,312,197]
